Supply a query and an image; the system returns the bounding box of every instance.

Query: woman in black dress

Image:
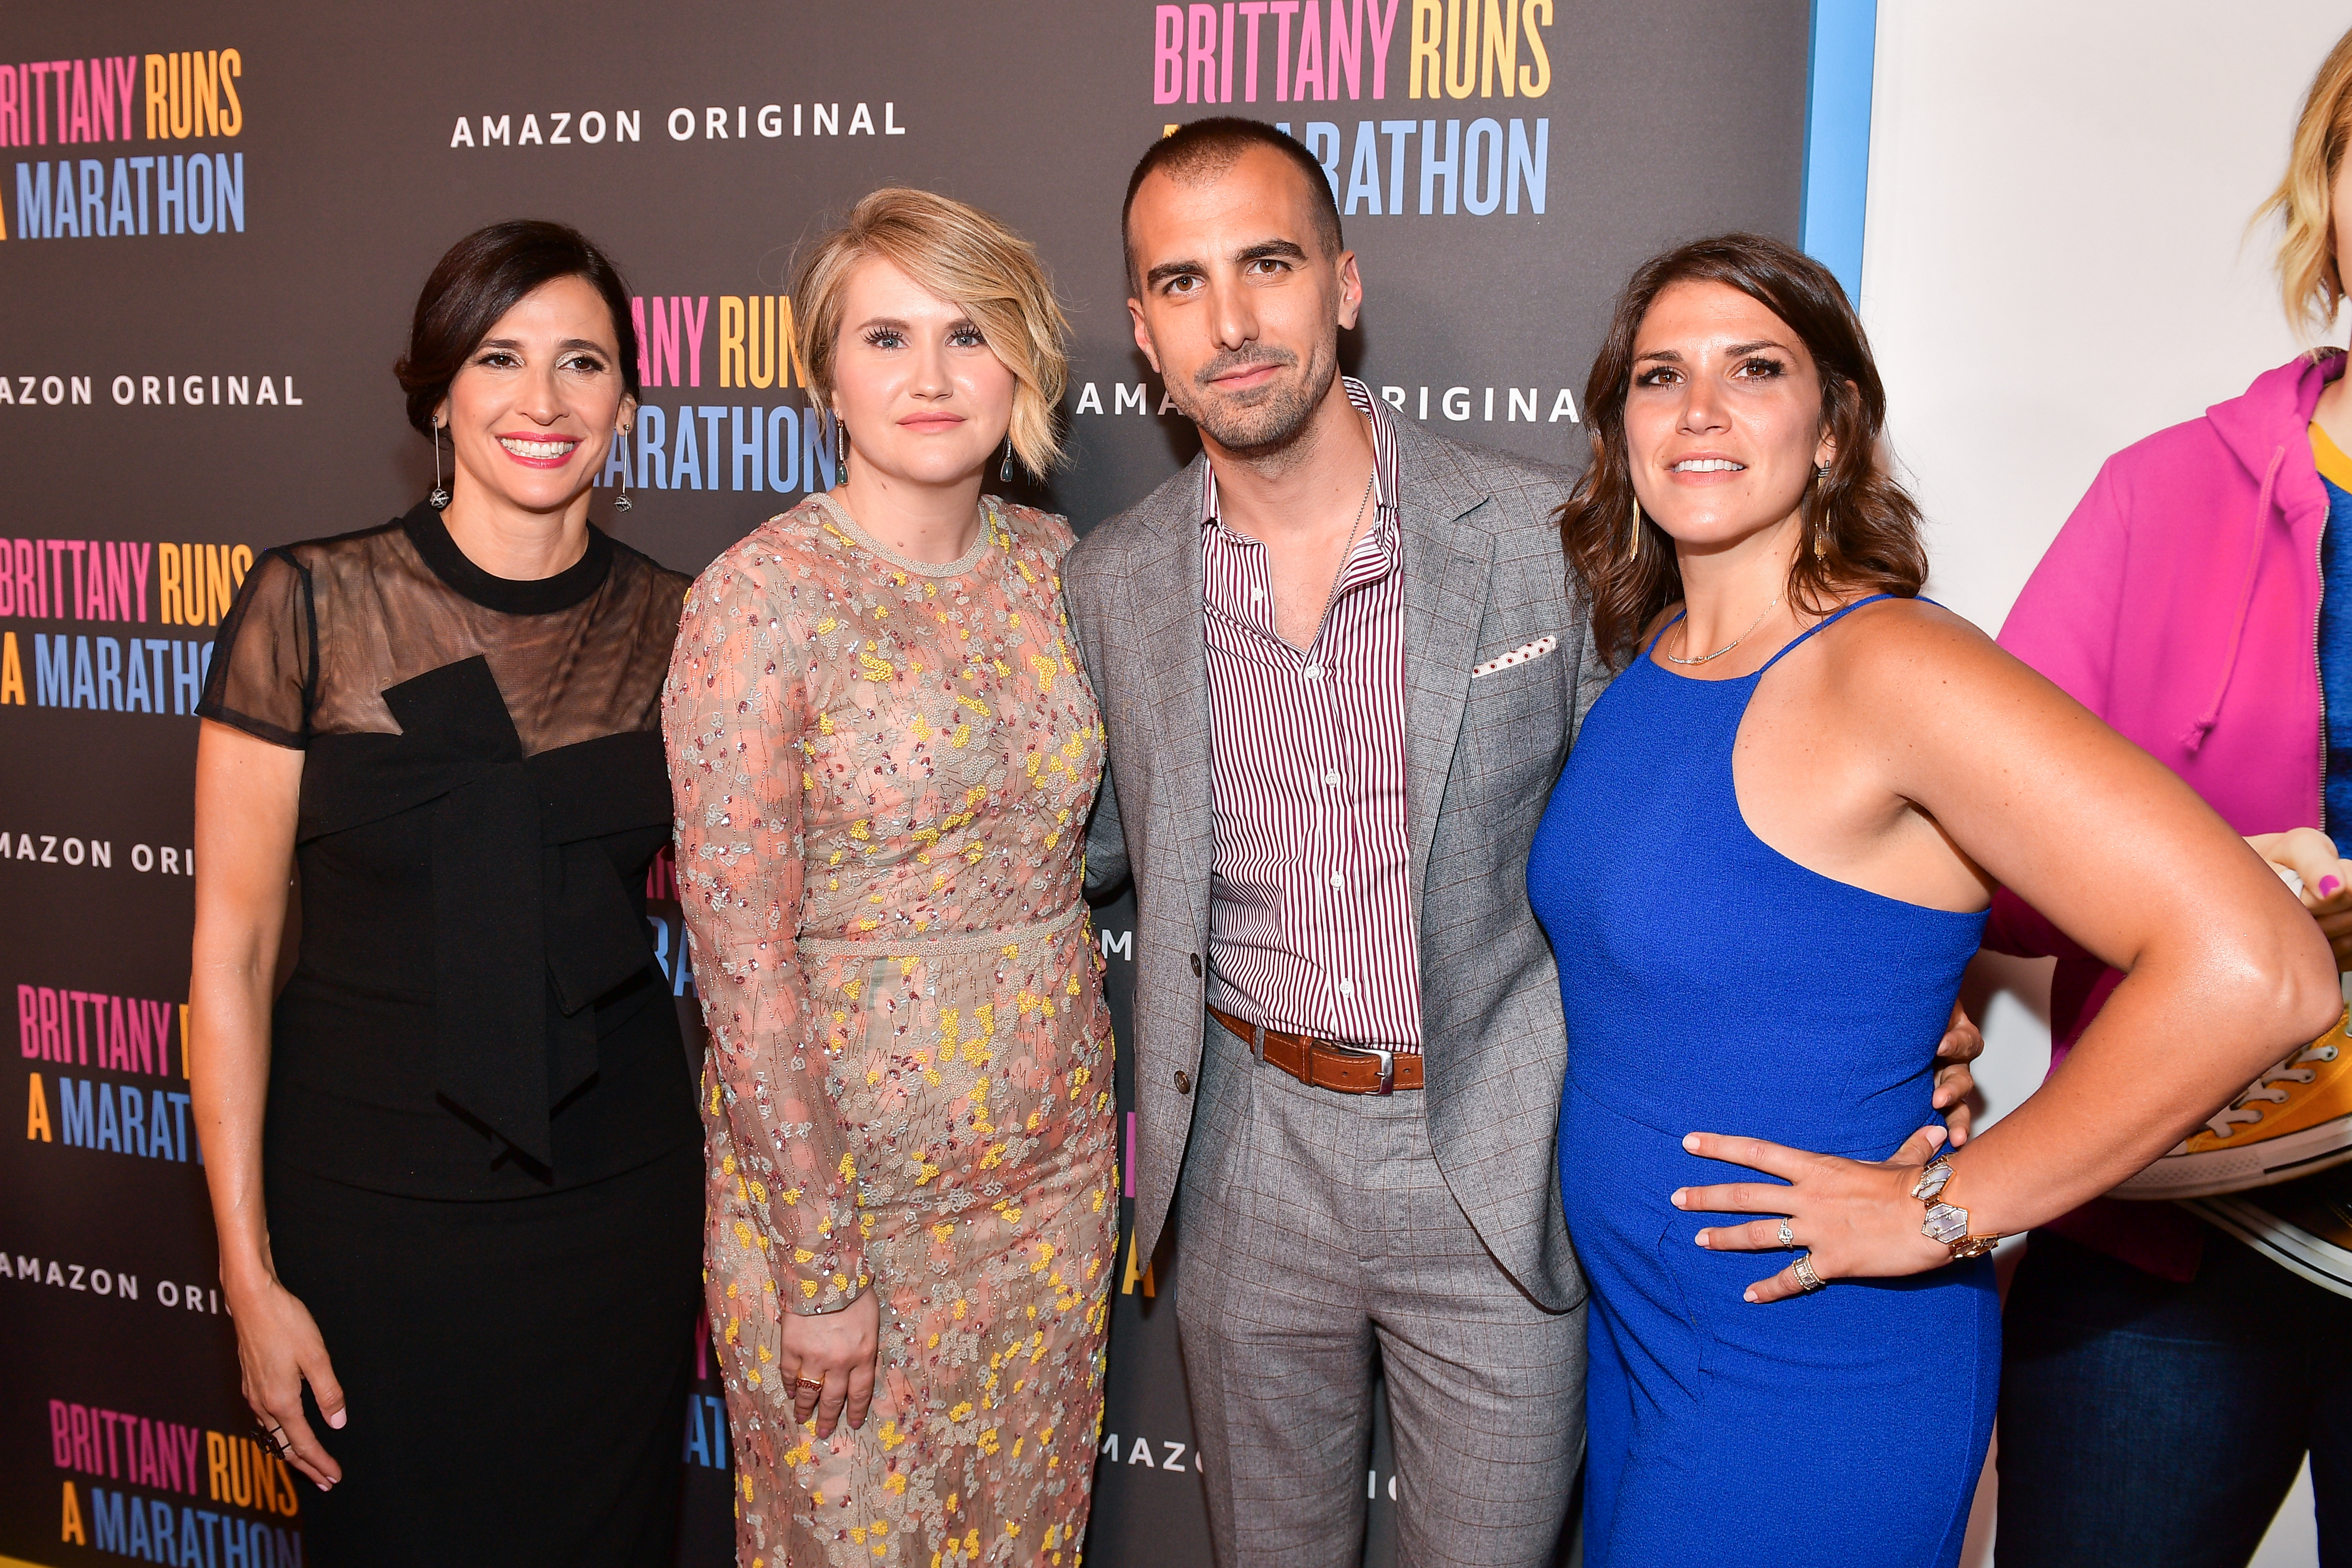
[187,221,700,1566]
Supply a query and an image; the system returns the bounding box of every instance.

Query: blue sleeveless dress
[1529,598,1999,1567]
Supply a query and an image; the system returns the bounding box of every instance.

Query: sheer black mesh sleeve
[197,547,315,748]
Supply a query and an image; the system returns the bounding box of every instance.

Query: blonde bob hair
[2262,26,2352,342]
[792,187,1070,478]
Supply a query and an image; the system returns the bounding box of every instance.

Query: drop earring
[1000,435,1017,485]
[612,424,632,512]
[1626,493,1643,563]
[1813,464,1831,562]
[834,409,848,471]
[428,420,450,510]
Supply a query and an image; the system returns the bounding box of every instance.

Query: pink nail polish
[2323,876,2342,897]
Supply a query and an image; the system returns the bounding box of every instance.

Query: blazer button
[1174,1069,1193,1095]
[1190,953,1202,977]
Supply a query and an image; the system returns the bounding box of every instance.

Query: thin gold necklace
[1665,592,1782,666]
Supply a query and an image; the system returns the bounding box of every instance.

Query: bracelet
[1911,1155,2001,1261]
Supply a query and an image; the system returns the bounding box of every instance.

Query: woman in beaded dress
[665,190,1116,1568]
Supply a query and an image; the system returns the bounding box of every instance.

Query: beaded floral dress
[665,492,1117,1568]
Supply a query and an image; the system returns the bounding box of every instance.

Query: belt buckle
[1331,1042,1395,1096]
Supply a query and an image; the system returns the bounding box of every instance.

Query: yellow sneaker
[2112,1005,2352,1199]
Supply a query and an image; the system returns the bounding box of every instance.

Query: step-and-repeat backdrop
[0,4,1809,1563]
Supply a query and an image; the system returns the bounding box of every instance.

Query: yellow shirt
[2311,421,2352,490]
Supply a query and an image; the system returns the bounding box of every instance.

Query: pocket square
[1472,635,1558,679]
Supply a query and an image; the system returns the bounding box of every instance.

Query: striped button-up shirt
[1201,378,1422,1051]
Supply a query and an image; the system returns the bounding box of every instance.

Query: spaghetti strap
[1756,592,1896,675]
[1643,611,1688,659]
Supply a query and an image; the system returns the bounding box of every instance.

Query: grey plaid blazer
[1065,417,1607,1312]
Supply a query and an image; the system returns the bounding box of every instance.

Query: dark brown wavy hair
[1560,232,1926,666]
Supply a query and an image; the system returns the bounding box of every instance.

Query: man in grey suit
[1066,120,1975,1567]
[1064,119,1599,1568]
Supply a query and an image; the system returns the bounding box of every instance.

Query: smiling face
[1125,144,1359,455]
[828,254,1016,490]
[437,274,633,516]
[1623,279,1834,553]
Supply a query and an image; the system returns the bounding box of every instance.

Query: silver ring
[1776,1218,1795,1249]
[1793,1252,1825,1293]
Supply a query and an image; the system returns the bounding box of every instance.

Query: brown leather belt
[1209,1005,1423,1095]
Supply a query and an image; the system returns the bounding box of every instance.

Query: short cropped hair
[2262,25,2352,341]
[792,188,1070,477]
[1122,117,1343,293]
[394,220,638,437]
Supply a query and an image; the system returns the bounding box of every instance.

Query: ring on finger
[1775,1218,1795,1249]
[1793,1252,1826,1293]
[792,1375,825,1397]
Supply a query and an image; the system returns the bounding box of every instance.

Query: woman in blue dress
[1526,233,2343,1567]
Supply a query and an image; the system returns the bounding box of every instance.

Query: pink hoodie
[1991,349,2343,1281]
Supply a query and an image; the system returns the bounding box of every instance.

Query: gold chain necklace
[1665,592,1783,666]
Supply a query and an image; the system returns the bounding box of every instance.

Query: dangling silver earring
[834,409,848,471]
[1000,435,1017,485]
[428,421,450,510]
[1626,494,1643,563]
[612,424,633,512]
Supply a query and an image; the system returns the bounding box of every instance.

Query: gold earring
[1626,494,1643,563]
[1813,464,1832,562]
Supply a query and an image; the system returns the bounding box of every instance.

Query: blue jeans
[1997,1227,2352,1567]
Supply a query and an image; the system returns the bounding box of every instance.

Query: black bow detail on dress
[298,656,669,1168]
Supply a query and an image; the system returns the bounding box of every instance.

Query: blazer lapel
[1132,460,1217,905]
[1393,423,1496,903]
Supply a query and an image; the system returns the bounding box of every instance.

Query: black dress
[199,501,701,1568]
